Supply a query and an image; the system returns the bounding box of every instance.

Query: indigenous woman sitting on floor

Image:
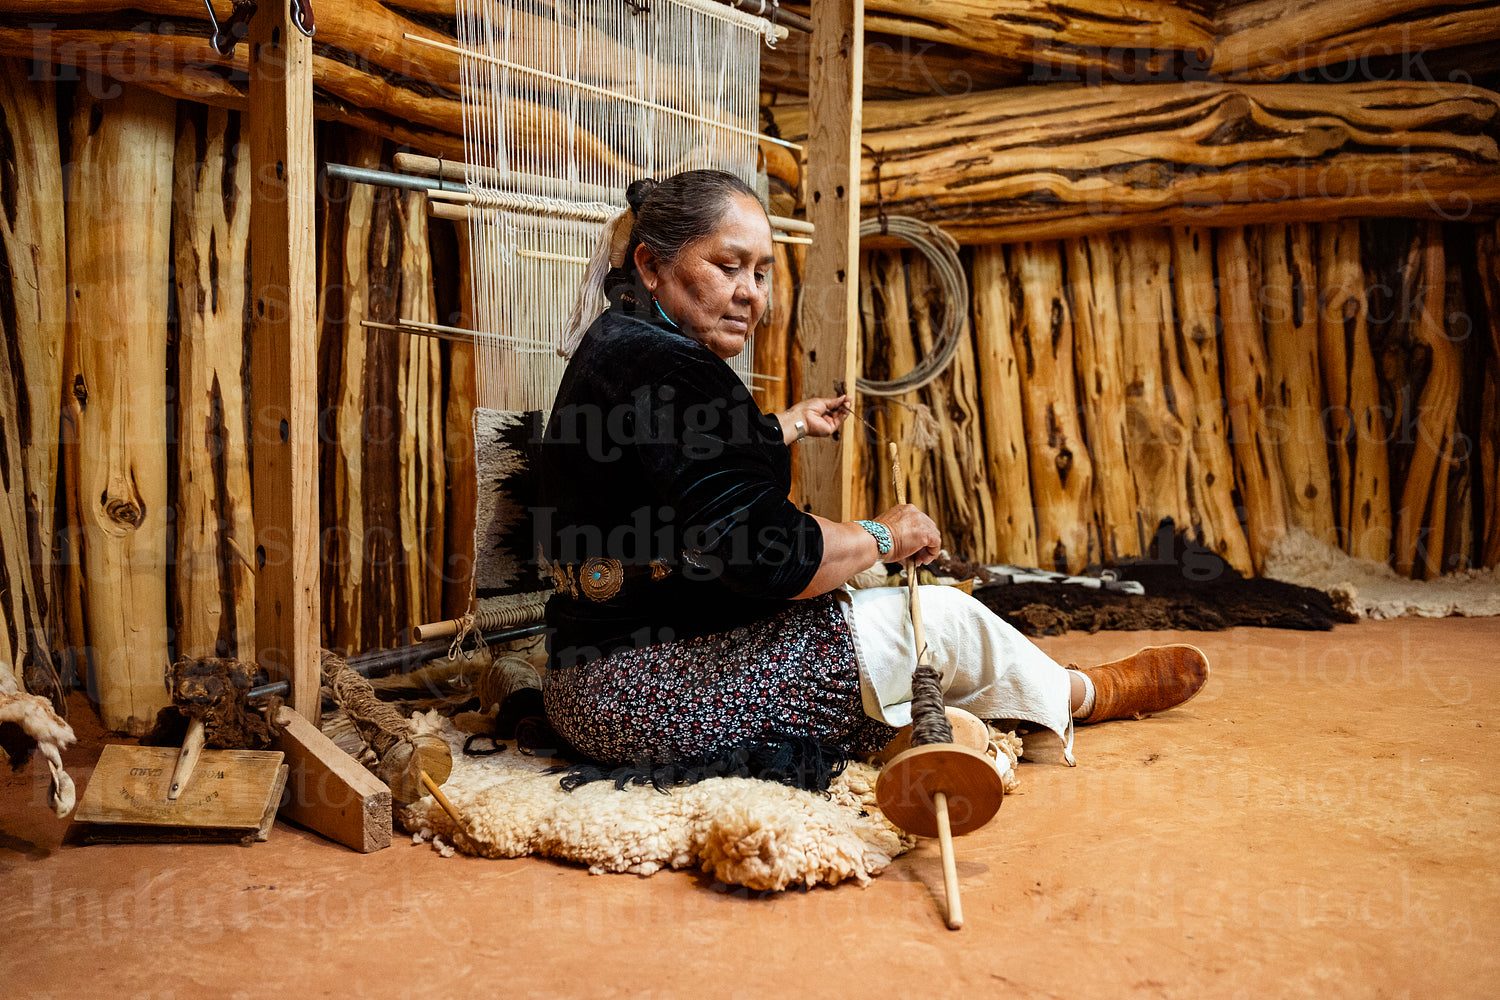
[537,169,1209,785]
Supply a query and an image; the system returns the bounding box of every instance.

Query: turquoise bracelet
[856,519,893,557]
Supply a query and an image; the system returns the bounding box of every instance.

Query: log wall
[0,62,453,731]
[837,219,1497,577]
[0,60,66,698]
[5,1,1500,732]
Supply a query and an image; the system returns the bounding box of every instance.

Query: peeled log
[768,81,1500,245]
[854,251,883,519]
[356,177,417,650]
[1261,223,1337,546]
[907,252,995,563]
[15,0,466,102]
[0,61,66,690]
[65,82,175,733]
[3,26,466,160]
[1170,227,1253,572]
[1393,224,1461,579]
[1010,243,1094,573]
[318,130,372,650]
[441,223,478,619]
[762,28,1022,101]
[1439,252,1475,574]
[1317,221,1392,563]
[1478,223,1500,569]
[1113,229,1193,550]
[1215,0,1500,81]
[906,252,951,550]
[940,309,998,562]
[172,104,255,661]
[1065,235,1139,564]
[971,246,1037,567]
[861,251,924,515]
[782,0,1214,80]
[785,242,808,509]
[397,190,447,623]
[6,0,745,166]
[756,244,795,420]
[1217,227,1288,572]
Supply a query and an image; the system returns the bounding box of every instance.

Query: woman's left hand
[778,395,851,445]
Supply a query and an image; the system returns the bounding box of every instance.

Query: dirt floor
[4,617,1498,999]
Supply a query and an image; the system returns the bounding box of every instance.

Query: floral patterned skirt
[543,593,897,766]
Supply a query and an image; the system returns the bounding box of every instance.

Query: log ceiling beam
[10,0,1500,170]
[769,80,1500,245]
[1213,0,1500,81]
[780,1,1215,78]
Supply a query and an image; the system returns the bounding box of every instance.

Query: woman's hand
[873,504,941,565]
[777,395,851,445]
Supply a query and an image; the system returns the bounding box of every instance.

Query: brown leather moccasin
[1075,644,1210,724]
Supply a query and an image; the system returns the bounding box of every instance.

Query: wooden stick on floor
[933,790,963,929]
[421,769,466,829]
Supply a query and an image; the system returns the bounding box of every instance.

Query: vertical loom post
[798,0,864,521]
[248,5,320,721]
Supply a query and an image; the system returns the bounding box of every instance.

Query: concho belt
[545,557,671,602]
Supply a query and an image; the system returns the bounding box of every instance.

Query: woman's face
[636,192,774,361]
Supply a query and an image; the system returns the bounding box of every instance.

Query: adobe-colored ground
[4,618,1497,999]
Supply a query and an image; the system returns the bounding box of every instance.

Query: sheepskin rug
[1265,529,1500,620]
[0,660,76,817]
[396,712,920,891]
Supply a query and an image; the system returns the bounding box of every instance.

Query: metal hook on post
[290,0,316,38]
[202,0,259,56]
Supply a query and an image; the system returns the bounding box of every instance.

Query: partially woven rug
[396,712,919,891]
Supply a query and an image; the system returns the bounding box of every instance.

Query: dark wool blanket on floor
[970,524,1358,637]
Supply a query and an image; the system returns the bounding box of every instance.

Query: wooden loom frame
[242,0,863,846]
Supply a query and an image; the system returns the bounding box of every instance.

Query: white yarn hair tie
[558,205,634,359]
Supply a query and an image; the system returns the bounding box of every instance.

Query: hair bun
[625,177,658,214]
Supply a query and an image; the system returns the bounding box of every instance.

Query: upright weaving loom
[431,0,790,410]
[405,0,793,625]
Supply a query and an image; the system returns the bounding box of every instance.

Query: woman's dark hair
[606,169,765,302]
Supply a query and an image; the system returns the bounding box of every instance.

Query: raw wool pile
[1265,530,1500,620]
[0,660,76,817]
[397,711,923,891]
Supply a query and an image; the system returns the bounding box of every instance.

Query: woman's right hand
[874,504,942,565]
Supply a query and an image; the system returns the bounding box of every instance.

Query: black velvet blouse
[538,302,825,666]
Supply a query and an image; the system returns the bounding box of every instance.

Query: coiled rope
[855,214,968,398]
